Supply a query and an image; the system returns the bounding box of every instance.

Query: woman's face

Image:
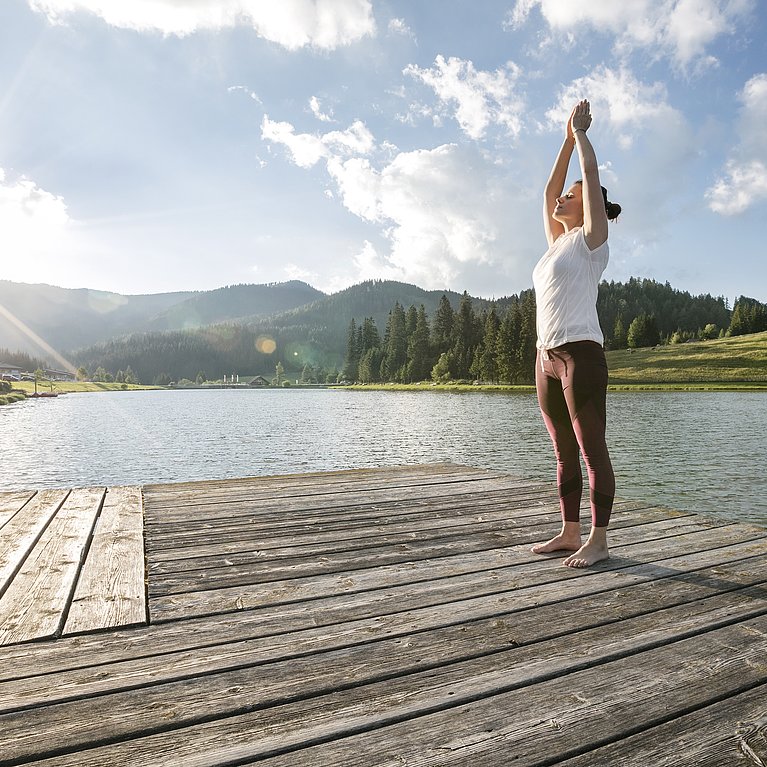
[552,183,584,227]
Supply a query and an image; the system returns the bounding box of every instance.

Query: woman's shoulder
[578,227,609,257]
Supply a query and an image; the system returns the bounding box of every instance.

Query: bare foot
[531,532,582,555]
[562,540,609,568]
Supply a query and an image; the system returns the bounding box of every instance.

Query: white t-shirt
[532,227,609,350]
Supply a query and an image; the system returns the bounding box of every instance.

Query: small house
[0,362,22,380]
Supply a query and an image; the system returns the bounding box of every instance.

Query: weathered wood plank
[64,486,147,636]
[3,544,766,714]
[242,617,767,767]
[141,464,502,507]
[142,484,564,550]
[8,609,767,766]
[143,503,689,575]
[142,473,535,520]
[553,681,767,767]
[0,489,69,595]
[146,515,748,598]
[2,538,764,690]
[142,495,656,559]
[146,539,765,628]
[0,491,37,530]
[0,487,105,646]
[2,587,764,760]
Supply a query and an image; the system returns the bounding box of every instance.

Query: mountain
[0,279,325,357]
[257,279,493,334]
[0,280,196,355]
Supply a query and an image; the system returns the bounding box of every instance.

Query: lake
[2,388,765,526]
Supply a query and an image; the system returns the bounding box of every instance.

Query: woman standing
[531,100,621,568]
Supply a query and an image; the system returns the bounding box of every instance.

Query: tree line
[5,279,762,385]
[341,285,767,385]
[342,291,538,384]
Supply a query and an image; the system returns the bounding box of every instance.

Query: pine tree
[381,303,408,381]
[516,290,538,383]
[612,314,627,349]
[342,318,360,381]
[407,305,432,382]
[450,292,478,379]
[475,306,500,381]
[495,303,521,383]
[432,294,454,356]
[627,314,661,348]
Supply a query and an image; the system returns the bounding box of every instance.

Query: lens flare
[255,336,277,354]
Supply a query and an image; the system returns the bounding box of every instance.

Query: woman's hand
[565,105,576,141]
[571,99,592,134]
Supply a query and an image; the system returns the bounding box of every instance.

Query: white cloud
[545,65,679,148]
[509,0,753,69]
[261,114,531,291]
[404,55,524,140]
[261,117,328,168]
[0,169,72,266]
[327,143,515,288]
[261,116,374,168]
[707,73,767,215]
[309,96,334,123]
[227,85,262,103]
[388,17,415,39]
[29,0,376,49]
[547,66,697,239]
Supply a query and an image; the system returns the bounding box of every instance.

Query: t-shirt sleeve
[579,228,609,265]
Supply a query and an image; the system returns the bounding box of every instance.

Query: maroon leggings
[535,341,615,528]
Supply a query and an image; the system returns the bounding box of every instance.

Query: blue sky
[1,0,766,303]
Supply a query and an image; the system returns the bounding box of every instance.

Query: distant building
[0,362,22,380]
[248,376,271,387]
[44,368,76,382]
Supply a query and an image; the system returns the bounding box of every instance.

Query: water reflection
[2,388,765,526]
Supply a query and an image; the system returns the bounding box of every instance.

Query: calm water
[2,389,765,526]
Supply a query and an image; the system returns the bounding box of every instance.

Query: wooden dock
[0,463,766,766]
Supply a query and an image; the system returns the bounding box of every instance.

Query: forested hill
[145,281,326,332]
[59,277,765,387]
[0,279,324,354]
[0,280,196,354]
[262,280,493,334]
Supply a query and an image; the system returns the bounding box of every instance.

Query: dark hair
[575,180,621,221]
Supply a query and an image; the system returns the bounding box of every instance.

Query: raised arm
[543,108,575,247]
[571,100,608,250]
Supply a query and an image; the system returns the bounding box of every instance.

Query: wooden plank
[142,464,502,507]
[242,617,767,767]
[0,489,69,595]
[144,503,689,574]
[3,544,766,714]
[142,478,545,527]
[146,515,746,598]
[2,538,765,693]
[6,604,767,766]
[0,487,105,646]
[146,539,765,631]
[0,490,37,530]
[553,681,767,766]
[64,486,147,636]
[142,496,656,558]
[142,484,565,549]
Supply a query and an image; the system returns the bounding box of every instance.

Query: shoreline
[3,380,766,406]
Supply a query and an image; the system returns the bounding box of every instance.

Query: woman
[531,99,621,568]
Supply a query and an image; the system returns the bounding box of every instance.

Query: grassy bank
[14,381,162,395]
[606,330,767,385]
[345,331,767,392]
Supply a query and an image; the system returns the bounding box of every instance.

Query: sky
[1,0,766,304]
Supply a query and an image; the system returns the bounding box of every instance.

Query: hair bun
[606,201,622,221]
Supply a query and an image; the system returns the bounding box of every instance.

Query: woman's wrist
[573,128,587,134]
